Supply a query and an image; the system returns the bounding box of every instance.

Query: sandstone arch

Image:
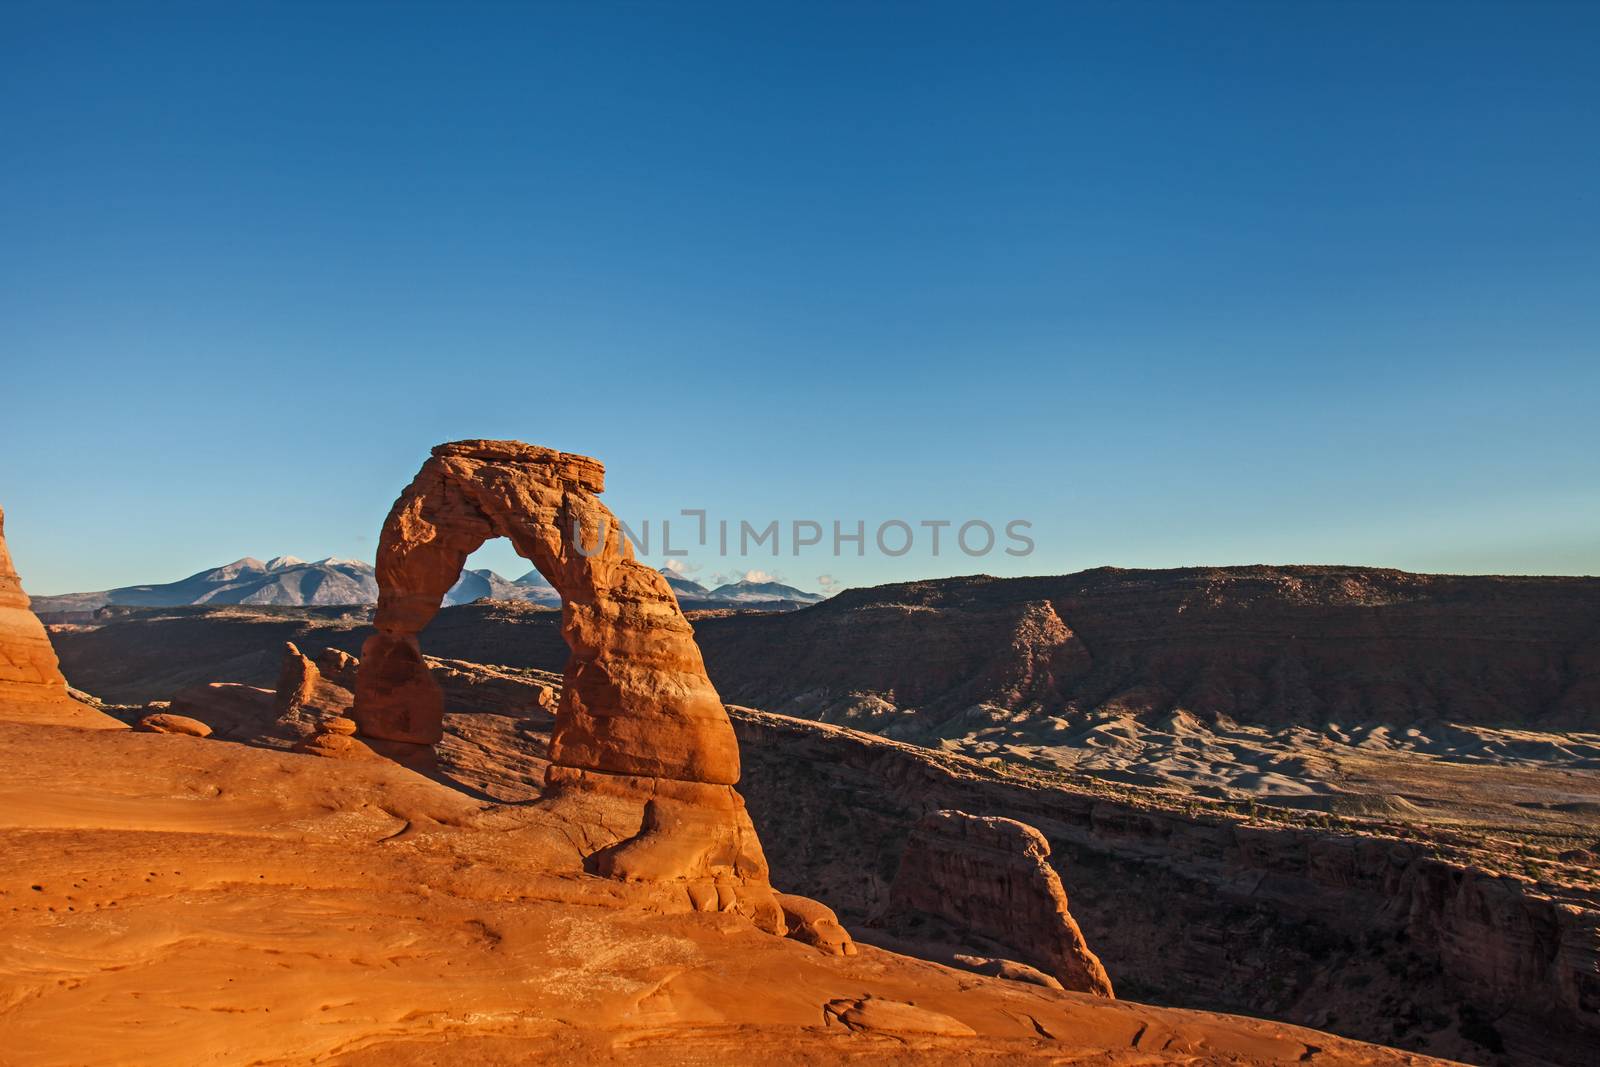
[353,439,741,786]
[350,441,785,927]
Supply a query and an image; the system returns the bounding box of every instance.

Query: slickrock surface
[0,715,1453,1066]
[886,809,1113,996]
[0,505,122,729]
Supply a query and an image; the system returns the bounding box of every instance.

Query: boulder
[293,730,376,760]
[776,892,856,956]
[314,647,359,688]
[951,953,1064,990]
[135,713,213,738]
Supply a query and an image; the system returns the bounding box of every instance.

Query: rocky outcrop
[0,506,121,728]
[276,643,355,723]
[885,809,1113,996]
[294,717,373,760]
[350,441,783,928]
[950,954,1064,989]
[272,641,380,759]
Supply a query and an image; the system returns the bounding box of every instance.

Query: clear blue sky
[3,1,1597,595]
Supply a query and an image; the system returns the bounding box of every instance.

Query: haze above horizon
[4,2,1597,594]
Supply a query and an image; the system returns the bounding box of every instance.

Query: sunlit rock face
[886,809,1114,997]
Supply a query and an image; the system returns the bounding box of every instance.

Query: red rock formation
[276,642,354,722]
[0,505,120,728]
[282,648,373,760]
[886,808,1114,996]
[354,440,739,783]
[350,441,783,928]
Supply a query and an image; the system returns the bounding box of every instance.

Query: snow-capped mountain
[654,568,823,607]
[705,578,825,605]
[30,556,823,617]
[511,570,561,604]
[659,570,712,599]
[29,556,380,614]
[30,557,557,614]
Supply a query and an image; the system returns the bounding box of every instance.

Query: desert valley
[2,440,1596,1066]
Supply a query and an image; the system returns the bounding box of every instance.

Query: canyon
[11,459,1600,1064]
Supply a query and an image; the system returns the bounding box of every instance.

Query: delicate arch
[352,440,740,786]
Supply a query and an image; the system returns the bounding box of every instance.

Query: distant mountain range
[447,567,560,606]
[30,557,381,615]
[657,570,824,606]
[31,557,823,616]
